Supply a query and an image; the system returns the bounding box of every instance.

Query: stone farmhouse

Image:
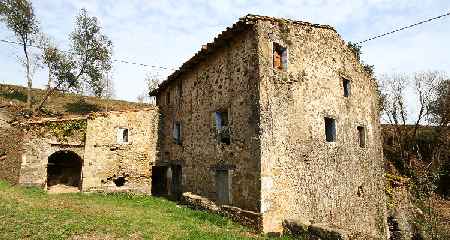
[0,14,388,239]
[150,15,387,238]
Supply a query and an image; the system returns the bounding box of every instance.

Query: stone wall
[19,118,86,187]
[255,19,388,238]
[0,110,23,184]
[156,26,261,211]
[82,109,159,194]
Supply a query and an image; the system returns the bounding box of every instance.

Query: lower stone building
[17,108,159,193]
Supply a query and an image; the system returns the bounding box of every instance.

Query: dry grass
[0,84,149,117]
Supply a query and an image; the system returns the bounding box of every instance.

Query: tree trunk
[23,42,32,111]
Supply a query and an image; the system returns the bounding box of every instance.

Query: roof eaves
[150,14,337,96]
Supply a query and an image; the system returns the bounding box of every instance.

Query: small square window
[173,122,181,145]
[343,79,351,97]
[273,43,287,71]
[357,126,366,148]
[324,117,336,142]
[117,128,129,144]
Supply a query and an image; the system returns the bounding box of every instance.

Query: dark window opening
[215,111,230,145]
[386,136,394,146]
[273,43,287,71]
[122,129,128,143]
[166,90,171,105]
[113,177,126,187]
[357,126,366,148]
[215,169,231,205]
[177,81,182,104]
[325,117,336,142]
[173,122,181,145]
[343,79,351,97]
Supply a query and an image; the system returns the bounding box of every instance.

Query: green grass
[0,181,290,240]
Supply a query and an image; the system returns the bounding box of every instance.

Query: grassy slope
[0,84,149,117]
[0,181,289,240]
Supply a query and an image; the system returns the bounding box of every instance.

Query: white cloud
[0,0,449,104]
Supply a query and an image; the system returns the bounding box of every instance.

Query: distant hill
[0,84,150,119]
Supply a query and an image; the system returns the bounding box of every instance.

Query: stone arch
[47,150,83,190]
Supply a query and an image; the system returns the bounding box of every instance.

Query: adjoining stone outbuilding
[150,15,388,238]
[18,108,159,194]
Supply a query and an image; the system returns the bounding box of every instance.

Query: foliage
[70,8,113,98]
[45,119,87,142]
[347,42,361,61]
[0,181,288,239]
[0,87,27,102]
[0,0,40,110]
[33,8,114,113]
[347,42,374,76]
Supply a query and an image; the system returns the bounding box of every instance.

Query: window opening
[273,43,287,71]
[117,128,129,144]
[173,122,181,145]
[215,111,230,144]
[325,117,336,142]
[166,90,171,105]
[343,79,351,97]
[357,126,366,148]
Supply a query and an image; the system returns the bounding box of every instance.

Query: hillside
[0,84,149,119]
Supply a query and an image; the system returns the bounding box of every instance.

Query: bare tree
[0,0,39,111]
[380,71,447,170]
[138,73,160,104]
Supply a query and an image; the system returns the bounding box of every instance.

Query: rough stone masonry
[150,15,388,239]
[0,14,388,239]
[17,108,159,194]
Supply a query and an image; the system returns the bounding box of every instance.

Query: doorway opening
[47,150,83,191]
[151,166,168,196]
[171,165,183,200]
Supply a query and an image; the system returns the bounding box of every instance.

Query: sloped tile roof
[150,14,336,96]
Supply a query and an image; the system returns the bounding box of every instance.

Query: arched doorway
[47,150,83,190]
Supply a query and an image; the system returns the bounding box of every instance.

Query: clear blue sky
[1,0,449,105]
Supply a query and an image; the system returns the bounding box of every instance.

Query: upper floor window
[215,110,230,145]
[173,122,181,145]
[324,117,336,142]
[273,43,287,71]
[177,81,182,104]
[357,126,366,148]
[166,90,171,105]
[117,128,129,144]
[343,78,351,97]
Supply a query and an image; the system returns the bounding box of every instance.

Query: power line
[2,11,450,69]
[0,38,176,71]
[357,11,450,44]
